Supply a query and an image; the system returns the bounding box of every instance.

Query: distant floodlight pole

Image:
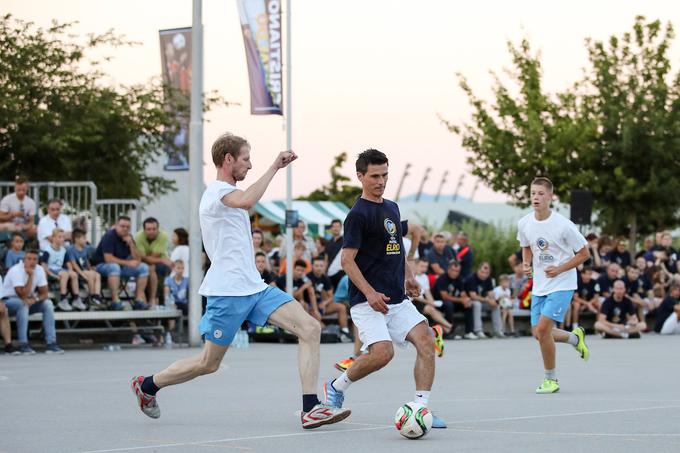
[415,167,431,202]
[395,163,411,201]
[188,0,204,347]
[470,180,480,201]
[435,171,448,202]
[284,0,294,295]
[453,174,465,201]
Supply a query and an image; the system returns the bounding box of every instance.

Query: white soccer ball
[394,402,433,439]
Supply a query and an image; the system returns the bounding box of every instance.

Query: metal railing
[94,199,143,239]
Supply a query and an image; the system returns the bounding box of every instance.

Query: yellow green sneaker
[572,326,589,361]
[432,325,445,358]
[536,378,559,394]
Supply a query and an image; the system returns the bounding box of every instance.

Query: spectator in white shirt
[37,199,72,250]
[0,176,37,238]
[170,227,190,278]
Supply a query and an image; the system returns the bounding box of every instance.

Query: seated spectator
[648,232,679,274]
[4,232,26,270]
[170,228,189,277]
[454,232,474,278]
[595,280,646,338]
[417,230,434,258]
[425,232,454,276]
[275,259,321,323]
[608,238,631,268]
[596,236,613,271]
[594,262,620,300]
[509,262,528,303]
[494,275,515,337]
[92,216,149,310]
[1,249,63,354]
[41,228,85,311]
[325,219,344,288]
[314,237,328,262]
[255,251,276,284]
[65,228,103,308]
[623,265,652,320]
[278,241,311,276]
[635,255,652,276]
[433,261,475,339]
[0,297,18,355]
[164,260,189,315]
[252,228,265,254]
[508,249,523,268]
[465,262,503,338]
[37,198,72,250]
[656,283,680,334]
[412,259,453,336]
[582,233,601,269]
[135,217,173,307]
[571,267,599,328]
[0,176,37,237]
[307,257,351,341]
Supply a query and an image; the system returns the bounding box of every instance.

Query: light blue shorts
[199,286,293,345]
[531,290,575,326]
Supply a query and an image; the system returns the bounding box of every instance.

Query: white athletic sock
[567,332,579,346]
[414,390,430,406]
[545,369,556,380]
[332,372,353,393]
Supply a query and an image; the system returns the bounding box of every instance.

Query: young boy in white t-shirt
[493,275,516,337]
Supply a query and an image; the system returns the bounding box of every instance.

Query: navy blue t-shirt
[92,229,131,265]
[343,198,406,307]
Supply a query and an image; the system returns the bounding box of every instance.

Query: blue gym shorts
[199,286,293,345]
[530,290,575,326]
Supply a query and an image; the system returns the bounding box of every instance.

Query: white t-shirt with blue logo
[517,211,587,297]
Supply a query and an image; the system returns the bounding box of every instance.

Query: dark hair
[174,228,189,245]
[330,219,342,227]
[14,175,27,185]
[211,133,249,167]
[143,217,159,228]
[531,177,553,192]
[47,198,62,208]
[252,229,264,238]
[72,228,86,240]
[581,266,593,273]
[255,251,267,259]
[448,260,460,268]
[356,149,388,174]
[117,215,131,223]
[25,248,39,256]
[10,232,24,241]
[312,256,326,264]
[294,259,307,268]
[316,237,327,247]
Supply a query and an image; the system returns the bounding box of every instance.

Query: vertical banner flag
[237,0,283,115]
[159,27,192,170]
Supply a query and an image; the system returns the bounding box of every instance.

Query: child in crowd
[42,228,86,311]
[164,260,189,344]
[66,228,103,308]
[4,232,26,269]
[494,274,516,337]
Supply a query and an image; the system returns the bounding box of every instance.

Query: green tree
[299,151,362,207]
[0,15,225,200]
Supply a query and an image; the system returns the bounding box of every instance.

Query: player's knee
[199,357,221,375]
[370,343,394,368]
[299,316,321,343]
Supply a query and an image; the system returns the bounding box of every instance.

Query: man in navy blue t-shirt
[322,149,446,429]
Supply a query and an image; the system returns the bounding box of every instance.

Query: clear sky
[5,0,680,201]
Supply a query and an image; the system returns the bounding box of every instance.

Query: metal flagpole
[188,0,204,346]
[285,0,293,294]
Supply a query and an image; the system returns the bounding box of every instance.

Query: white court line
[450,427,680,438]
[76,404,680,453]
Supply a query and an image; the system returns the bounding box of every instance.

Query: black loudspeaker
[570,190,593,225]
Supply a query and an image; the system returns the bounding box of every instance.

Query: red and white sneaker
[301,403,351,429]
[131,376,161,419]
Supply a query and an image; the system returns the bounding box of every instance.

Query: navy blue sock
[302,394,320,412]
[141,375,160,396]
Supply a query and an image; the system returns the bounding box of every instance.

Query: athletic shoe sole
[302,407,351,429]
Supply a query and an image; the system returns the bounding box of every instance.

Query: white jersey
[1,263,47,299]
[198,181,267,297]
[517,211,587,296]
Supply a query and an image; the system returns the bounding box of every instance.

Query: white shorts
[350,299,427,352]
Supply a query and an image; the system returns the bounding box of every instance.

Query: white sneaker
[463,332,479,340]
[301,403,351,429]
[476,331,489,339]
[164,332,173,347]
[131,334,146,345]
[57,299,73,311]
[71,297,87,311]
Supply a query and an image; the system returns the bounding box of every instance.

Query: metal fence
[1,181,142,245]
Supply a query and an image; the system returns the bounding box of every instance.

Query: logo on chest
[384,218,401,255]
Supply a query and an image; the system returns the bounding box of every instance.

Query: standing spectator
[292,220,317,261]
[92,216,149,310]
[417,229,434,258]
[307,257,352,341]
[412,259,453,336]
[164,260,189,314]
[314,237,328,261]
[135,217,173,307]
[425,233,455,276]
[571,267,599,328]
[325,219,345,288]
[595,280,646,338]
[494,275,516,337]
[596,236,613,271]
[37,199,72,250]
[0,176,37,237]
[433,261,475,339]
[1,250,64,354]
[656,283,680,334]
[4,233,26,270]
[582,233,602,270]
[454,232,474,278]
[594,263,621,299]
[65,228,103,308]
[255,251,276,284]
[41,228,85,311]
[464,262,503,338]
[170,228,189,278]
[608,238,632,268]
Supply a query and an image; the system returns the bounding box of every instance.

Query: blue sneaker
[18,344,36,355]
[45,343,65,354]
[110,301,124,311]
[132,300,149,310]
[431,413,447,428]
[323,379,345,408]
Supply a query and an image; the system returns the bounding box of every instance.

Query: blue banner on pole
[237,0,283,115]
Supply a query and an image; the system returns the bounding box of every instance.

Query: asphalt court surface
[1,335,679,452]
